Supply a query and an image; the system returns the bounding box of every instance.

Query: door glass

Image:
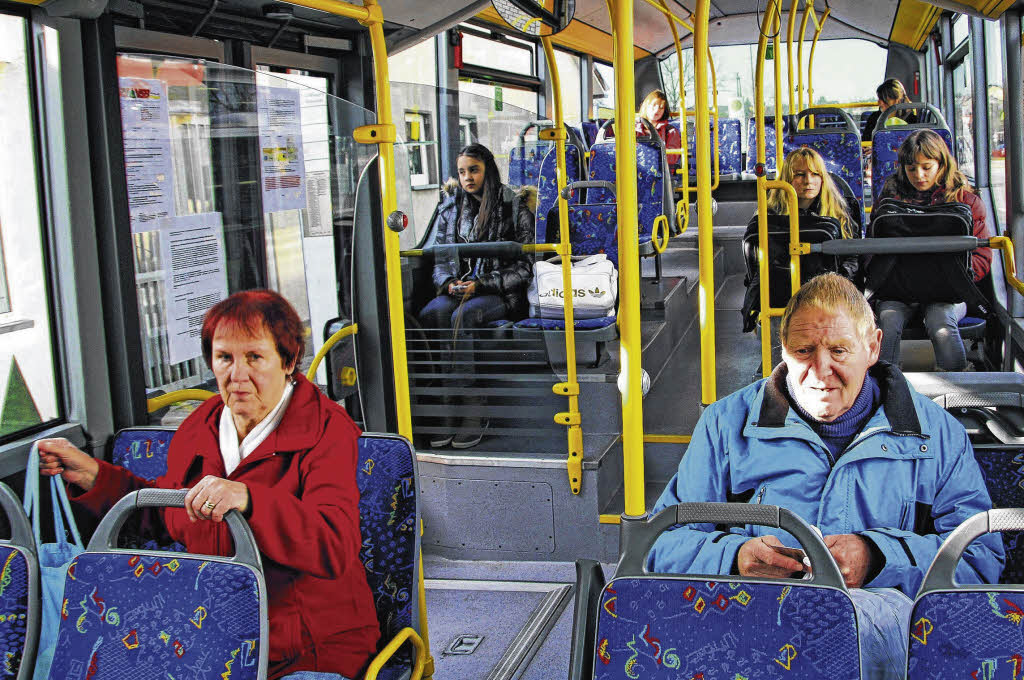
[115,56,375,418]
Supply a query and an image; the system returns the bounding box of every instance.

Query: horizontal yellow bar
[523,243,558,253]
[400,249,423,257]
[642,434,692,444]
[147,389,215,413]
[638,0,694,31]
[599,514,622,524]
[280,0,378,23]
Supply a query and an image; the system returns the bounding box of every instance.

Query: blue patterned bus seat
[592,577,860,679]
[872,127,953,207]
[357,434,420,680]
[746,116,795,173]
[567,204,623,267]
[587,140,663,247]
[906,590,1024,679]
[580,121,603,149]
[508,141,552,189]
[535,144,584,242]
[111,428,184,553]
[513,316,616,331]
[680,118,742,179]
[49,553,263,680]
[787,130,864,205]
[973,448,1024,584]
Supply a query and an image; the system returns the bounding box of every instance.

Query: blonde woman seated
[742,147,860,341]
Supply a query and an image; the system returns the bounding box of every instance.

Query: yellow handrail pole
[277,0,372,21]
[767,180,802,292]
[659,0,689,233]
[306,323,358,382]
[990,236,1024,297]
[786,0,798,115]
[797,1,813,114]
[709,51,720,191]
[146,389,216,413]
[773,19,783,173]
[807,8,830,115]
[642,0,694,31]
[607,0,645,517]
[756,0,780,377]
[541,37,584,495]
[694,0,715,405]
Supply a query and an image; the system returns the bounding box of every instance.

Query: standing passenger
[419,143,535,449]
[872,129,992,371]
[36,290,380,680]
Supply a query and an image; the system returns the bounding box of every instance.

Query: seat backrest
[580,120,603,149]
[48,489,268,680]
[356,433,420,673]
[859,110,874,134]
[869,105,953,206]
[535,143,584,242]
[587,503,860,680]
[681,117,743,179]
[111,427,175,481]
[587,139,666,241]
[508,141,552,189]
[788,108,865,210]
[972,446,1024,583]
[568,203,620,267]
[745,115,794,173]
[0,483,38,680]
[906,509,1024,679]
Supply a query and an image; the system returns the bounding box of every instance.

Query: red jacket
[73,375,380,679]
[603,118,682,168]
[878,178,992,281]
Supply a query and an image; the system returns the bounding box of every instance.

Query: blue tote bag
[23,443,84,680]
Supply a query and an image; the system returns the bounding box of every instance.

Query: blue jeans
[849,588,913,680]
[280,673,351,680]
[418,294,507,386]
[877,300,968,371]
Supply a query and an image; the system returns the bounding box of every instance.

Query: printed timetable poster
[119,77,176,232]
[159,213,228,364]
[256,86,306,213]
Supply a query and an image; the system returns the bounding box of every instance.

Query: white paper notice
[119,77,176,232]
[257,86,306,213]
[160,213,228,364]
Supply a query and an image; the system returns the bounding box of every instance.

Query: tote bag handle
[23,443,84,551]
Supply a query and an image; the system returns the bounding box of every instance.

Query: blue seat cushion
[513,316,616,331]
[907,590,1024,678]
[50,553,263,680]
[594,577,859,679]
[112,429,175,481]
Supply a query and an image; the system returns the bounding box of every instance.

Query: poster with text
[160,213,228,364]
[257,86,306,213]
[119,77,176,232]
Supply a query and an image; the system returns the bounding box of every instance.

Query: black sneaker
[452,418,489,449]
[429,432,454,448]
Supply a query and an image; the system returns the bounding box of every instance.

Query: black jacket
[431,182,536,316]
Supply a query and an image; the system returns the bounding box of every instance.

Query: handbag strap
[23,442,84,550]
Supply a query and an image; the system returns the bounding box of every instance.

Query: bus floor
[422,555,597,679]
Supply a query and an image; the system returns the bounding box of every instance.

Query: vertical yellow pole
[756,3,772,377]
[786,2,798,116]
[607,0,645,517]
[694,0,715,405]
[708,52,720,191]
[808,9,831,112]
[660,0,689,226]
[541,36,584,494]
[798,1,813,114]
[362,3,430,676]
[773,26,783,173]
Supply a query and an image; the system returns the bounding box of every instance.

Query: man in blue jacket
[649,273,1004,679]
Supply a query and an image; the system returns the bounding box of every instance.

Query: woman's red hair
[201,289,304,372]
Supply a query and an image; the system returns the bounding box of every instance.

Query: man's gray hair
[779,273,877,347]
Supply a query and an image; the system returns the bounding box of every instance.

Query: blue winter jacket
[648,362,1004,596]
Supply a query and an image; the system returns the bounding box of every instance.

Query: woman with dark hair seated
[873,129,991,371]
[419,143,535,449]
[37,290,379,680]
[862,78,918,143]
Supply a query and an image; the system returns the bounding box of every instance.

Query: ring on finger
[203,500,216,510]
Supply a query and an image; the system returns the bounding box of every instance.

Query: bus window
[593,60,614,118]
[986,20,1006,230]
[952,52,975,180]
[0,13,61,440]
[554,49,582,124]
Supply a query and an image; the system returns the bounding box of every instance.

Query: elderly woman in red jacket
[36,290,379,680]
[873,128,992,371]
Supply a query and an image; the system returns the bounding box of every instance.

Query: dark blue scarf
[785,372,881,460]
